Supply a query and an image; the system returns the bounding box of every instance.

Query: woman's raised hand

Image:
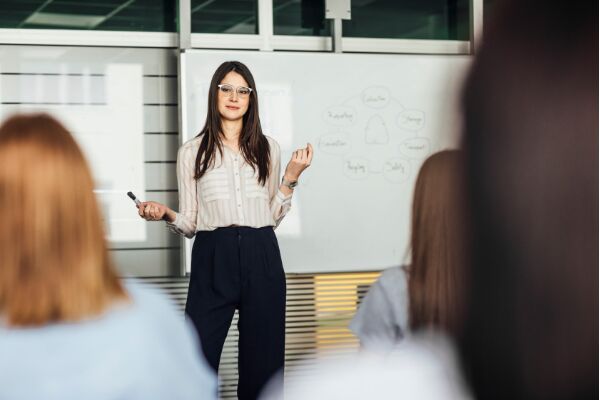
[284,143,313,181]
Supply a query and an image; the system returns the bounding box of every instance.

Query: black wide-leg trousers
[186,226,286,400]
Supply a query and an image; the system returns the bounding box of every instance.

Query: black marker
[127,191,142,207]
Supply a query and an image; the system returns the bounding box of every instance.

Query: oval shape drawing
[399,137,430,159]
[361,86,391,109]
[322,106,356,127]
[383,158,410,183]
[318,133,352,155]
[397,110,425,131]
[343,157,369,180]
[365,115,389,145]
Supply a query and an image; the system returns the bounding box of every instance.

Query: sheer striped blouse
[166,135,293,238]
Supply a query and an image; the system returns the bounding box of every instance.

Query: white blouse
[166,135,293,238]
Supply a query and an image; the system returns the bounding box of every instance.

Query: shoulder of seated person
[379,266,407,283]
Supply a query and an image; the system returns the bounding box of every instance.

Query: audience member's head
[409,149,467,336]
[0,113,127,327]
[459,1,597,399]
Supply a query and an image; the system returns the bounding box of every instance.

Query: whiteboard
[180,50,470,273]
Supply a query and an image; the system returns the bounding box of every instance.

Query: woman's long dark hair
[459,1,597,399]
[194,61,270,185]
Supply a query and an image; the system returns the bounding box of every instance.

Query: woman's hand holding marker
[128,191,175,222]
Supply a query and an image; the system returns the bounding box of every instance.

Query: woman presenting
[138,61,312,399]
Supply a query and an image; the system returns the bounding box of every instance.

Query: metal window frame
[470,0,484,54]
[0,0,483,55]
[190,34,471,54]
[0,28,178,47]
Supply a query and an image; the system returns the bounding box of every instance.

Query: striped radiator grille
[126,271,381,399]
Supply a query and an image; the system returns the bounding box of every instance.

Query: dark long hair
[459,1,597,399]
[408,150,467,336]
[194,61,270,185]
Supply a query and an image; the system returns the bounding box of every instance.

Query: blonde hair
[408,150,467,335]
[0,113,127,326]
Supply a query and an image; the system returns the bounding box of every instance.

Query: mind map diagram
[317,86,430,184]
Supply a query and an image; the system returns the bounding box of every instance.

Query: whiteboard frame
[178,50,190,276]
[177,49,471,275]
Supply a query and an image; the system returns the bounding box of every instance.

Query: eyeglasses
[217,84,253,98]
